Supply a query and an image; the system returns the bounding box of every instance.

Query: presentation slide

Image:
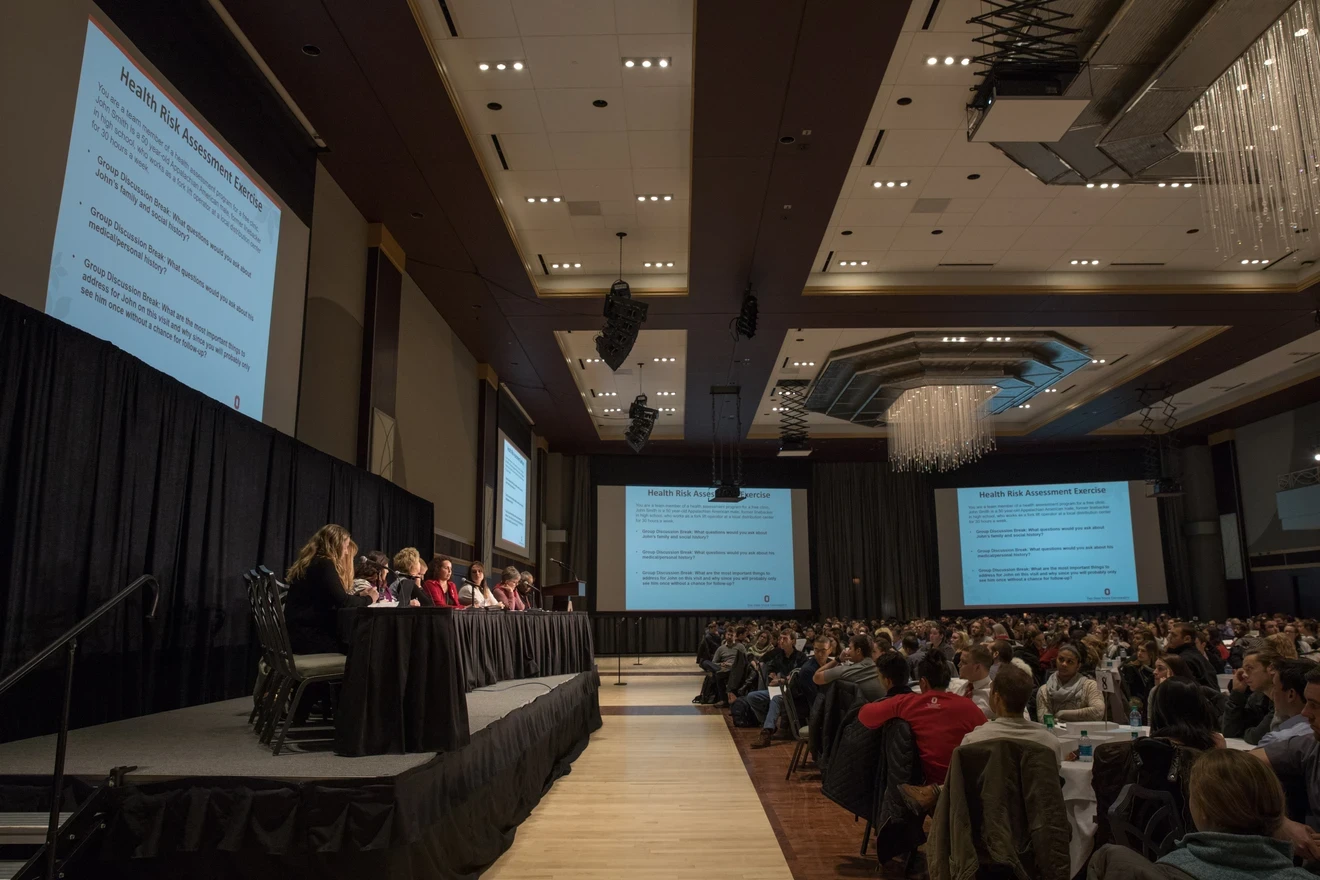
[935,480,1168,609]
[45,19,281,419]
[596,486,813,612]
[496,432,530,554]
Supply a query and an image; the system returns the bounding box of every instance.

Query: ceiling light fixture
[622,57,670,69]
[525,196,562,203]
[636,194,674,202]
[479,61,524,72]
[872,180,910,188]
[888,385,995,472]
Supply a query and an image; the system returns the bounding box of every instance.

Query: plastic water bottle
[1118,646,1128,665]
[1225,662,1233,675]
[1078,730,1093,763]
[1129,701,1142,731]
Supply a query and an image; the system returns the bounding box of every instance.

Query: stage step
[0,812,73,845]
[0,861,26,880]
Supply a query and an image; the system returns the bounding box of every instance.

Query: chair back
[726,649,749,694]
[873,718,927,864]
[1106,783,1185,862]
[816,678,860,774]
[820,708,883,818]
[251,570,297,680]
[780,669,806,741]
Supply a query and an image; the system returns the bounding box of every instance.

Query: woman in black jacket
[283,524,375,655]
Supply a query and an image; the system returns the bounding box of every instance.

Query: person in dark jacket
[1223,647,1275,742]
[1167,622,1219,689]
[1014,627,1045,685]
[283,524,374,655]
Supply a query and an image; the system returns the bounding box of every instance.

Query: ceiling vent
[912,198,951,214]
[566,201,601,216]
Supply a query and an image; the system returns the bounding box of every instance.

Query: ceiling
[215,0,1320,457]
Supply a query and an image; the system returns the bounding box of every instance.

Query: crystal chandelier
[1186,0,1320,260]
[886,385,997,473]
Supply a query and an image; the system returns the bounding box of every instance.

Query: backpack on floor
[730,698,760,728]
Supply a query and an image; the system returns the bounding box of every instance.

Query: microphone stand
[613,617,627,686]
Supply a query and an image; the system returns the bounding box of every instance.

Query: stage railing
[0,573,159,880]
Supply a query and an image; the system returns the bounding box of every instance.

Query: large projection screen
[596,485,812,612]
[935,479,1169,609]
[494,431,531,557]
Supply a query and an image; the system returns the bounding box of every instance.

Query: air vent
[436,0,459,37]
[1111,261,1166,267]
[1291,352,1320,363]
[938,262,996,267]
[567,201,601,216]
[537,254,549,275]
[865,130,885,166]
[1209,383,1246,392]
[912,198,951,214]
[921,0,942,30]
[491,135,509,170]
[821,250,835,272]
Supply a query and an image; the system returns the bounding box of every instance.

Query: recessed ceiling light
[860,260,868,266]
[841,230,853,236]
[666,262,674,267]
[624,59,635,67]
[1193,124,1206,131]
[1187,228,1199,234]
[302,44,321,57]
[551,263,560,269]
[1100,183,1110,188]
[1091,260,1100,265]
[593,99,609,107]
[478,63,490,71]
[1236,83,1249,91]
[1265,58,1275,65]
[659,59,669,68]
[944,56,955,65]
[1298,27,1310,37]
[641,60,651,67]
[410,211,423,219]
[967,173,981,180]
[927,57,938,65]
[1087,183,1095,188]
[1071,260,1079,265]
[838,261,846,266]
[932,229,943,235]
[1159,182,1167,187]
[897,97,912,106]
[574,262,581,268]
[512,62,523,70]
[496,63,507,70]
[1271,124,1281,131]
[487,102,502,110]
[961,57,971,66]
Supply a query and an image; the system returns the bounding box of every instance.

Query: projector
[1146,477,1184,498]
[709,484,745,503]
[777,439,812,458]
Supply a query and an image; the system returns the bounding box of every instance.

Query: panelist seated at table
[518,570,536,607]
[350,554,388,598]
[423,554,463,608]
[491,566,526,611]
[383,547,430,606]
[284,524,375,654]
[459,561,503,608]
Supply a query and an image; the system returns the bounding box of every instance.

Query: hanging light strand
[1188,0,1320,260]
[886,385,997,473]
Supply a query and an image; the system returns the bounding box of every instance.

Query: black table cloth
[334,608,594,756]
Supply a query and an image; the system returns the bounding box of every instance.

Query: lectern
[542,580,586,611]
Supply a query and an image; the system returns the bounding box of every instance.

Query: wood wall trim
[367,223,406,273]
[477,363,499,389]
[1208,429,1236,445]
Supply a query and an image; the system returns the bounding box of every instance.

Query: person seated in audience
[1285,622,1314,656]
[928,624,955,662]
[1148,677,1224,751]
[957,644,995,718]
[748,629,773,659]
[1035,644,1105,722]
[1155,654,1228,720]
[490,565,526,610]
[1225,648,1277,743]
[747,630,809,748]
[697,621,722,666]
[1267,630,1301,663]
[1166,621,1220,688]
[794,636,829,714]
[283,524,374,655]
[859,653,986,788]
[1015,627,1045,684]
[386,547,430,606]
[1090,749,1313,880]
[694,626,744,705]
[422,554,462,607]
[1258,659,1317,747]
[899,664,1067,815]
[814,633,886,702]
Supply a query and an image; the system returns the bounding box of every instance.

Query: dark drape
[0,296,433,742]
[566,454,592,584]
[1158,495,1196,615]
[811,462,938,619]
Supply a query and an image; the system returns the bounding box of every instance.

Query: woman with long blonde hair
[283,524,375,654]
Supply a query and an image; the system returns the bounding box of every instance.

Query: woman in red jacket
[423,555,463,607]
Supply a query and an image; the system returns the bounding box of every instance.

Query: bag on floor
[730,697,760,728]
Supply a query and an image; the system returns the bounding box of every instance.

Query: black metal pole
[47,638,77,880]
[633,616,643,665]
[613,618,627,686]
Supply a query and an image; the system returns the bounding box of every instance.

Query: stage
[0,670,601,879]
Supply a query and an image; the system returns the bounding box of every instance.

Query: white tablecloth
[1058,734,1253,875]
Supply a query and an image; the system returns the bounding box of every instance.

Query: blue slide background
[499,437,529,549]
[624,486,796,611]
[46,20,280,417]
[956,480,1138,606]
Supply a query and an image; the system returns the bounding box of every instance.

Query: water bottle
[1118,646,1128,665]
[1043,713,1055,732]
[1078,730,1093,763]
[1224,662,1233,675]
[1129,700,1142,731]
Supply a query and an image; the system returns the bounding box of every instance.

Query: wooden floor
[486,669,916,880]
[484,672,793,880]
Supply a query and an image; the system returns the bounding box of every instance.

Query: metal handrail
[0,573,159,880]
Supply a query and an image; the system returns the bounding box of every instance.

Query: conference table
[333,607,595,756]
[1057,724,1253,875]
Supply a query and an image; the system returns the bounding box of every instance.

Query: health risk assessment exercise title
[977,486,1109,499]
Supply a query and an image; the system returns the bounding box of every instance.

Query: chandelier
[1187,0,1320,260]
[886,385,997,473]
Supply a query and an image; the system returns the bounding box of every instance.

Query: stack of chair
[244,568,348,755]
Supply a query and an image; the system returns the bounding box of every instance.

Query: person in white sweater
[1035,644,1105,722]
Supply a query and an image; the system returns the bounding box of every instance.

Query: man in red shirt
[859,652,987,785]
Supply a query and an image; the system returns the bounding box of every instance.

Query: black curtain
[0,296,433,741]
[811,462,938,620]
[1158,494,1196,615]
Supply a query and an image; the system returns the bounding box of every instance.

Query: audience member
[283,524,373,655]
[859,653,986,786]
[1258,659,1316,747]
[1149,677,1223,751]
[1090,749,1312,880]
[1036,644,1105,722]
[957,644,995,718]
[747,630,809,748]
[814,634,885,701]
[1155,654,1228,720]
[422,555,462,607]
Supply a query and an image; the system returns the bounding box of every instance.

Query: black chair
[871,718,926,868]
[819,706,884,854]
[245,569,279,729]
[814,678,860,778]
[780,670,811,779]
[1107,783,1186,862]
